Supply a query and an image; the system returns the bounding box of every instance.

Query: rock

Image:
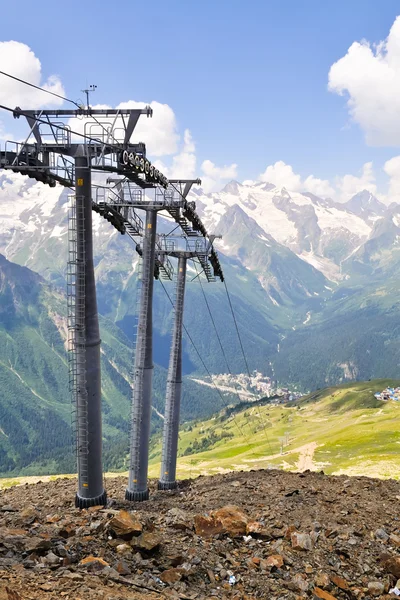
[384,556,400,578]
[265,554,283,568]
[130,531,162,553]
[367,581,385,596]
[45,551,60,566]
[246,521,270,539]
[166,554,185,567]
[165,508,192,531]
[116,543,131,555]
[285,525,297,539]
[61,572,84,581]
[24,537,52,553]
[58,525,75,539]
[390,533,400,547]
[305,563,313,574]
[212,504,248,535]
[79,556,110,571]
[115,560,131,575]
[20,507,38,524]
[0,505,17,512]
[330,574,349,590]
[194,506,248,538]
[291,532,313,550]
[109,510,142,539]
[160,568,183,584]
[375,528,389,541]
[87,505,103,513]
[194,515,223,538]
[313,588,337,600]
[292,573,308,592]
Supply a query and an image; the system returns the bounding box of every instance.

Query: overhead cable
[0,70,80,107]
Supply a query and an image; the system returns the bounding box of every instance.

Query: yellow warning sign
[77,178,84,186]
[147,223,152,229]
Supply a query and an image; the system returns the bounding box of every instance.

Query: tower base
[75,490,107,509]
[125,488,149,502]
[157,480,177,490]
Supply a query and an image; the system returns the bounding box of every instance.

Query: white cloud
[117,101,179,156]
[259,160,334,198]
[335,161,377,201]
[303,175,335,198]
[259,160,302,190]
[328,16,400,145]
[384,156,400,204]
[169,129,196,178]
[201,159,238,192]
[0,41,65,108]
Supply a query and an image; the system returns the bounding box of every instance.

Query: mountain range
[1,171,400,414]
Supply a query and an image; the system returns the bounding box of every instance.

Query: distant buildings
[374,387,400,402]
[208,371,303,404]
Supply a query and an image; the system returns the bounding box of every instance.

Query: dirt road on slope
[296,441,318,471]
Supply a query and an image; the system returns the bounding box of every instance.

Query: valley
[1,173,400,477]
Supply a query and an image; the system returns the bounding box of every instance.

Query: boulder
[109,510,142,539]
[194,506,248,538]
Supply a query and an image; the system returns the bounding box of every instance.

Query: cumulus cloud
[328,16,400,145]
[335,161,377,201]
[201,159,238,192]
[0,41,65,108]
[259,161,334,198]
[303,175,335,198]
[259,160,302,190]
[169,129,196,178]
[384,156,400,204]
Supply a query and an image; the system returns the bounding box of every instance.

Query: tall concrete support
[158,257,187,490]
[126,210,157,501]
[74,155,107,508]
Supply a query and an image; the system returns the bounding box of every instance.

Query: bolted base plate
[157,480,177,491]
[75,490,107,509]
[125,488,149,502]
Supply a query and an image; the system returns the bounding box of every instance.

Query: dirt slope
[1,469,400,599]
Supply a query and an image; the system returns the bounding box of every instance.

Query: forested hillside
[0,254,230,476]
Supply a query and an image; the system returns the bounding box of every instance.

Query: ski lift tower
[0,105,169,508]
[99,177,214,501]
[156,234,224,490]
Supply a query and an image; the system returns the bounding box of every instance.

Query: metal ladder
[129,256,144,473]
[67,194,89,488]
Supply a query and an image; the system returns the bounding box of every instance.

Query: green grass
[147,378,400,480]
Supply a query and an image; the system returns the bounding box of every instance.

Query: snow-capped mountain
[1,171,400,390]
[0,171,393,289]
[192,180,374,281]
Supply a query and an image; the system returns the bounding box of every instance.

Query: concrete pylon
[158,256,186,490]
[74,155,107,508]
[126,210,157,501]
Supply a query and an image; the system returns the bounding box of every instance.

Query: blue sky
[1,0,400,199]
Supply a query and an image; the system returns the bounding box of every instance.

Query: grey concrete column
[126,209,157,501]
[158,256,186,490]
[74,155,106,508]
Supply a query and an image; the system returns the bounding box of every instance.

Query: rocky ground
[1,470,400,599]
